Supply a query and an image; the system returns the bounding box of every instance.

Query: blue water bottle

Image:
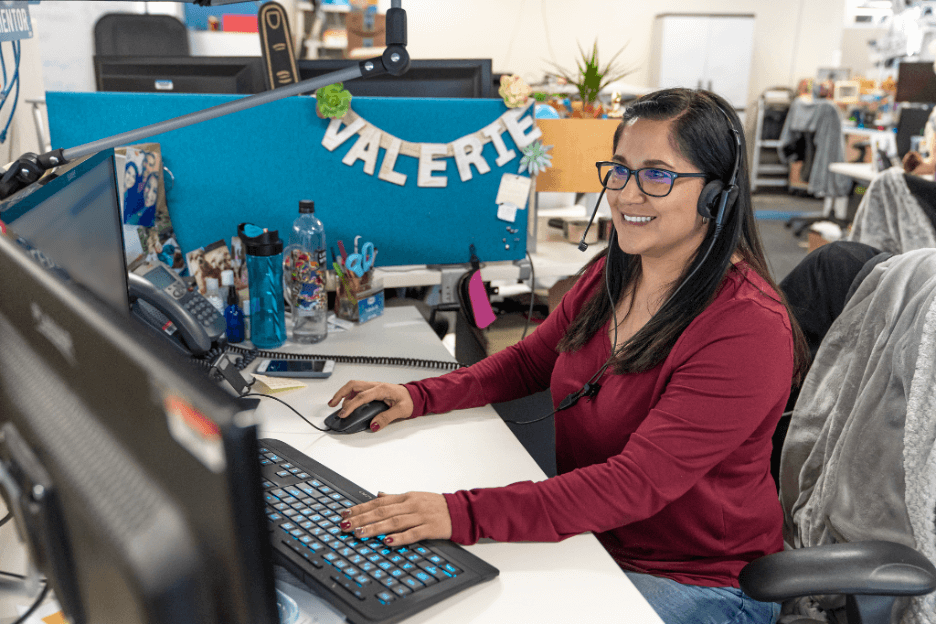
[238,223,286,349]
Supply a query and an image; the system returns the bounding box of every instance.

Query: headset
[507,94,744,425]
[578,94,742,250]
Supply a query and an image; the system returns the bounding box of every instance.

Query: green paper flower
[519,141,553,176]
[316,82,352,119]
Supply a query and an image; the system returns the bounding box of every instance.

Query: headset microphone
[577,183,610,252]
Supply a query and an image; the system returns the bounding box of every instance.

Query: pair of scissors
[346,241,374,277]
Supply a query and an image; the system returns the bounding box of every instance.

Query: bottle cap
[227,283,239,306]
[206,277,219,291]
[237,222,283,257]
[221,269,235,286]
[299,200,315,214]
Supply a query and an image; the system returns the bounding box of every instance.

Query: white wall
[399,0,846,110]
[0,32,46,166]
[11,0,854,161]
[29,0,848,105]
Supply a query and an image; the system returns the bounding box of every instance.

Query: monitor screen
[296,58,493,98]
[0,230,278,624]
[895,61,936,103]
[95,56,266,94]
[0,150,130,315]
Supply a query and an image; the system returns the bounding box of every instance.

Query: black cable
[503,221,723,426]
[10,581,49,624]
[239,392,330,433]
[0,571,26,580]
[225,344,464,371]
[520,251,536,340]
[0,512,11,527]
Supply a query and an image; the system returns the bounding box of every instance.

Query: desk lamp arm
[0,3,410,199]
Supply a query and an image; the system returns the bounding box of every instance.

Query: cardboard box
[346,11,385,52]
[535,119,622,192]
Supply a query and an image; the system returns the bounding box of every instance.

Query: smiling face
[608,117,708,266]
[143,175,158,207]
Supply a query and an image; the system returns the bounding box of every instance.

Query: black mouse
[324,400,390,434]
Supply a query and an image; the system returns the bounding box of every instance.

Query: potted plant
[546,40,636,118]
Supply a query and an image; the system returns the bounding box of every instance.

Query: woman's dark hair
[557,88,809,383]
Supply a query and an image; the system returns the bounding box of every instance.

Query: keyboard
[258,438,499,624]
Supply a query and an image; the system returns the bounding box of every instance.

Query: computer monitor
[94,56,266,94]
[0,149,129,315]
[0,225,278,624]
[895,61,936,103]
[296,58,493,98]
[896,103,935,157]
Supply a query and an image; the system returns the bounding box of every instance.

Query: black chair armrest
[739,541,936,603]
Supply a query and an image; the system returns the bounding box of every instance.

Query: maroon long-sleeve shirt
[405,259,794,587]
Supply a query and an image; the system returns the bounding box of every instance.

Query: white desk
[370,240,604,290]
[828,161,875,185]
[253,306,662,624]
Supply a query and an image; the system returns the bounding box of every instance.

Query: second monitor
[94,57,494,98]
[296,58,493,98]
[95,56,267,95]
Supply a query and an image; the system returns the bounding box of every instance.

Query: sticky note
[495,173,532,209]
[497,203,519,223]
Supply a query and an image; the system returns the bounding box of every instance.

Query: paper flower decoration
[498,74,532,109]
[519,140,553,176]
[316,82,352,119]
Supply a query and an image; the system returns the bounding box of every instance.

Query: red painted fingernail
[340,510,351,518]
[340,521,351,529]
[370,423,380,432]
[384,537,393,545]
[354,527,364,536]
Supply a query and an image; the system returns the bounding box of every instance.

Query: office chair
[740,248,936,624]
[94,13,190,57]
[770,241,891,486]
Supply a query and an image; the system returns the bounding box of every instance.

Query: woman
[329,88,808,624]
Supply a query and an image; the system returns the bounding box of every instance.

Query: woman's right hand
[327,381,414,432]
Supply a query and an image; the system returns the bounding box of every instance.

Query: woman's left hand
[339,492,452,547]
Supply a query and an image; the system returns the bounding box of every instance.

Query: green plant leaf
[544,38,637,104]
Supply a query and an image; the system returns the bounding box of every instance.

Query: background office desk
[252,306,662,624]
[367,239,605,289]
[828,161,875,185]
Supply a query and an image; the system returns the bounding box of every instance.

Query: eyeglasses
[595,161,707,198]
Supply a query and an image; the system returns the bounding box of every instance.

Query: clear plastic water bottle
[285,200,328,343]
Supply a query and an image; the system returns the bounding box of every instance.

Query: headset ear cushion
[697,180,725,220]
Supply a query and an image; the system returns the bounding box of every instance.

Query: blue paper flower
[519,140,553,176]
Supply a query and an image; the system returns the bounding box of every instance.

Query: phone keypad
[183,294,223,330]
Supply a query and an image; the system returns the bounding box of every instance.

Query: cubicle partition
[46,93,535,267]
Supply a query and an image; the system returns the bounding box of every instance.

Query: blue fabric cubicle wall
[46,93,531,267]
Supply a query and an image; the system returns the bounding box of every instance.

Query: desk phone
[128,260,226,356]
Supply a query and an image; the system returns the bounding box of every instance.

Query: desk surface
[253,306,662,624]
[828,161,875,184]
[373,240,605,289]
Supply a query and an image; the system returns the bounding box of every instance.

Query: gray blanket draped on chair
[780,249,936,624]
[847,167,936,255]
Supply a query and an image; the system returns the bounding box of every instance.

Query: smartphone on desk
[255,359,335,378]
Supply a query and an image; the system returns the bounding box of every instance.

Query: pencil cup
[335,269,383,323]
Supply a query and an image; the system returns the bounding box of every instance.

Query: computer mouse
[324,400,390,434]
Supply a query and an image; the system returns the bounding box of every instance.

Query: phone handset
[128,261,227,357]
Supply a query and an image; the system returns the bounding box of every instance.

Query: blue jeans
[625,572,781,624]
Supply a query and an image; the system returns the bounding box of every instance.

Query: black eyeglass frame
[595,161,708,198]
